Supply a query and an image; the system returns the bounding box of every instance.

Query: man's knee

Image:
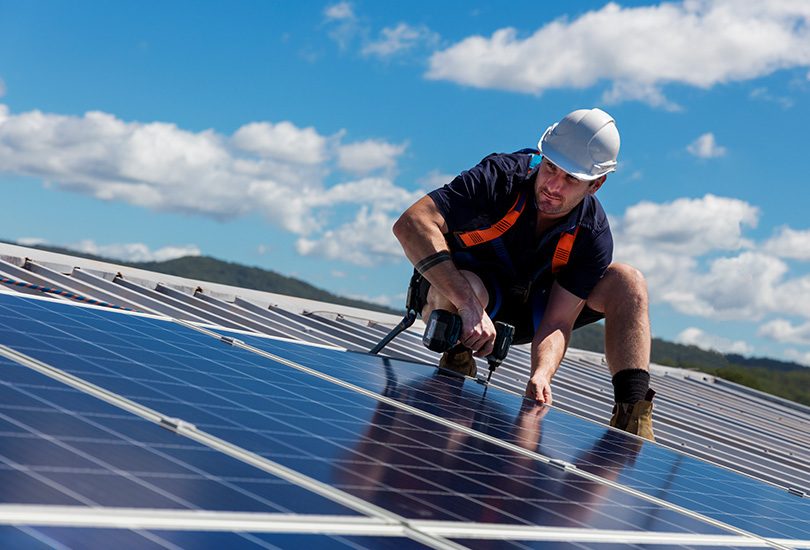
[589,263,648,312]
[424,270,489,316]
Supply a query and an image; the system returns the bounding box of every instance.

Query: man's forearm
[393,198,481,311]
[530,326,570,382]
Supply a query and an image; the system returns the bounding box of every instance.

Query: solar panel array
[0,245,808,548]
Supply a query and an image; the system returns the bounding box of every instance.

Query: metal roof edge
[0,243,405,326]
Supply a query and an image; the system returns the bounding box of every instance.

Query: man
[392,108,655,440]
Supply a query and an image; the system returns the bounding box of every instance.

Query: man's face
[534,158,604,218]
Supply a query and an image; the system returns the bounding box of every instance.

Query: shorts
[414,269,603,346]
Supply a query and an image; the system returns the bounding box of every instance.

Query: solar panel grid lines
[0,302,498,547]
[221,330,810,544]
[368,338,810,500]
[0,346,378,511]
[0,298,772,548]
[370,328,784,454]
[200,344,800,548]
[3,294,804,548]
[381,332,810,491]
[4,280,800,500]
[0,347,415,527]
[0,356,399,548]
[0,526,439,550]
[0,345,466,549]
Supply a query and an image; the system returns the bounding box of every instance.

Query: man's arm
[525,282,587,405]
[393,196,497,356]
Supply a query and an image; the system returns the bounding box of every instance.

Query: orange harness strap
[454,191,527,248]
[552,227,579,274]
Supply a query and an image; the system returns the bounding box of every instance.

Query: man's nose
[545,172,566,192]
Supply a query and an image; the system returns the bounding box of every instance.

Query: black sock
[612,369,650,403]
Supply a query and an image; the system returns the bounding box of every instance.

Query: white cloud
[426,1,810,107]
[0,104,415,252]
[16,238,199,262]
[602,81,682,111]
[16,237,47,247]
[324,2,354,21]
[611,195,810,322]
[337,139,407,174]
[70,240,201,262]
[313,177,423,211]
[687,132,727,158]
[758,319,810,346]
[323,2,361,49]
[662,252,790,320]
[362,23,440,58]
[231,121,329,164]
[613,194,758,256]
[676,327,754,355]
[749,87,794,109]
[296,207,405,266]
[784,348,810,367]
[761,226,810,261]
[347,291,405,307]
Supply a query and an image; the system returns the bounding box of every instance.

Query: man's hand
[525,371,553,405]
[457,305,497,357]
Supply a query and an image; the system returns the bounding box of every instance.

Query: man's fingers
[544,387,553,406]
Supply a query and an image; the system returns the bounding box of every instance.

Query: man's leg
[585,263,656,440]
[423,270,489,377]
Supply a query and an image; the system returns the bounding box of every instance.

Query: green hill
[132,256,400,315]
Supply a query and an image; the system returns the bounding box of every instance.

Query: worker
[392,108,655,440]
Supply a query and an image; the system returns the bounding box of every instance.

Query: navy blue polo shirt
[428,150,613,301]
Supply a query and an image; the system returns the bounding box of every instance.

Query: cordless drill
[422,310,515,383]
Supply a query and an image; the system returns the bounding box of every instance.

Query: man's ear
[588,175,607,194]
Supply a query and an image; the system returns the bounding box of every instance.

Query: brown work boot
[610,389,656,441]
[439,345,477,377]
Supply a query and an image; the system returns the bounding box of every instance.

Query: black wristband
[415,251,452,275]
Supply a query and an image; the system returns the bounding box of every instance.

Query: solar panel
[0,353,361,516]
[0,525,434,549]
[0,292,807,548]
[222,329,810,541]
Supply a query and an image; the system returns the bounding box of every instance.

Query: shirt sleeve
[427,154,517,232]
[556,225,613,299]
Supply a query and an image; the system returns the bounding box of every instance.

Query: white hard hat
[537,108,620,181]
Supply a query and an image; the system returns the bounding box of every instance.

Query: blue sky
[2,1,810,364]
